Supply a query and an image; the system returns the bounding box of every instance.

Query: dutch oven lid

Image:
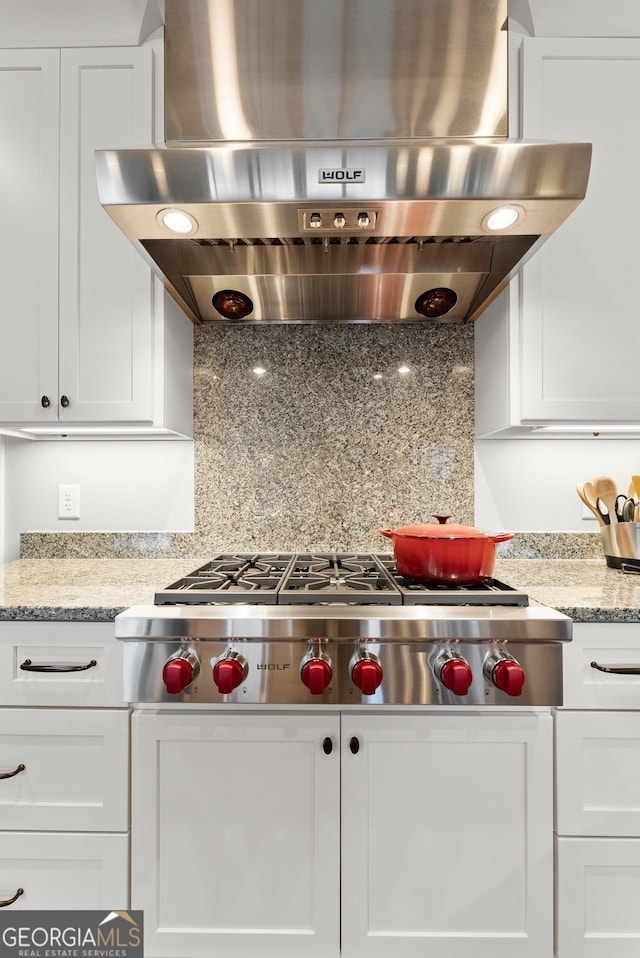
[381,516,511,540]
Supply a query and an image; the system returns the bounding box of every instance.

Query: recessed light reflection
[372,373,383,380]
[252,366,267,377]
[398,365,411,376]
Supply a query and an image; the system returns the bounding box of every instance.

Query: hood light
[212,289,254,319]
[157,208,199,235]
[482,205,524,232]
[415,288,457,319]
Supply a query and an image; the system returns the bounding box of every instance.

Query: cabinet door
[557,836,640,958]
[58,47,154,424]
[131,710,340,958]
[0,832,128,911]
[0,51,59,423]
[341,711,553,958]
[519,38,640,423]
[0,708,128,832]
[556,710,640,837]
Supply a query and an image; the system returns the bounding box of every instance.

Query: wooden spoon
[577,483,604,524]
[631,476,640,501]
[583,480,606,525]
[591,475,619,523]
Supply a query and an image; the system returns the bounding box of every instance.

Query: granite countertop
[0,556,639,623]
[0,558,208,622]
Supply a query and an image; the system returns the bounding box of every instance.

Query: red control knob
[213,657,245,694]
[162,657,195,694]
[492,659,526,697]
[352,658,383,695]
[440,659,473,696]
[301,658,333,695]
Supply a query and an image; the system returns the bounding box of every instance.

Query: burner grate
[154,552,528,607]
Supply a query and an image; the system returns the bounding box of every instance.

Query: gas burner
[278,554,402,606]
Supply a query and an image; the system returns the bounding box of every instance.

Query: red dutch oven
[380,515,513,584]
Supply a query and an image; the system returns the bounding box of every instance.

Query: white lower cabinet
[0,622,130,912]
[556,623,640,957]
[133,708,553,958]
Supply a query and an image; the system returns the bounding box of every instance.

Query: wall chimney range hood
[96,0,591,325]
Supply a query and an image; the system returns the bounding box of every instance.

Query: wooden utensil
[576,483,604,524]
[583,480,606,525]
[591,475,619,523]
[631,476,640,501]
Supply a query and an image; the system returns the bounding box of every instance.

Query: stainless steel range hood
[95,0,591,325]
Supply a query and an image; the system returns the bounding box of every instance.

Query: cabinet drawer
[556,836,640,958]
[0,832,128,911]
[563,623,640,709]
[556,710,640,836]
[0,708,129,831]
[0,622,124,707]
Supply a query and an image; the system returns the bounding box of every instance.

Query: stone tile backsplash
[191,322,475,552]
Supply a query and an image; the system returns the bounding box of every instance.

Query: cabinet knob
[41,395,50,408]
[322,737,333,755]
[349,736,360,755]
[60,395,70,408]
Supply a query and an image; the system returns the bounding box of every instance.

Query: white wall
[2,438,194,559]
[0,438,5,563]
[475,439,640,531]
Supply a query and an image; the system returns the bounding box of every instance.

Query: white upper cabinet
[0,43,192,438]
[475,38,640,437]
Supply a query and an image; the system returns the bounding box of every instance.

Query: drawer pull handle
[590,661,640,675]
[0,764,25,780]
[0,888,24,907]
[19,658,97,673]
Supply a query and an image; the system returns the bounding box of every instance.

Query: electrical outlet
[58,484,80,520]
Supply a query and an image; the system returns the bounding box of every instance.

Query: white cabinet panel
[0,832,128,911]
[475,39,640,434]
[341,712,553,958]
[556,837,640,957]
[132,710,340,958]
[0,45,192,437]
[0,708,128,832]
[58,47,154,424]
[0,51,59,422]
[556,710,640,836]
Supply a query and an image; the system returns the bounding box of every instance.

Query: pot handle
[379,529,393,539]
[492,532,514,543]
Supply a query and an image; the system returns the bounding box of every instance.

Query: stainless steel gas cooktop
[115,552,571,708]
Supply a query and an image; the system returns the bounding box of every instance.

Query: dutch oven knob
[432,514,453,524]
